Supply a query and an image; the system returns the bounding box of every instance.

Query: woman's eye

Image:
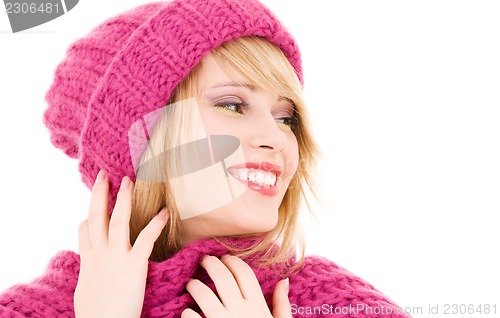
[214,102,248,114]
[275,116,299,131]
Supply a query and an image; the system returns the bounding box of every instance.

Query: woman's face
[179,54,299,242]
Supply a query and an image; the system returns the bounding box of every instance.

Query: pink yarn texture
[42,0,303,213]
[0,237,410,317]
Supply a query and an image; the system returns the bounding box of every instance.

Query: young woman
[0,0,410,317]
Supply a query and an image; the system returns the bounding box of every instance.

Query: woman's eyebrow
[205,82,295,106]
[278,96,294,104]
[207,81,256,91]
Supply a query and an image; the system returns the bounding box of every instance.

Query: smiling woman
[129,38,308,264]
[2,0,499,315]
[0,0,413,317]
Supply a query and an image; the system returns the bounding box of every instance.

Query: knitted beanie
[43,0,303,213]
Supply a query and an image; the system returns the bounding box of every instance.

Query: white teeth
[255,171,266,184]
[238,168,248,181]
[265,172,273,185]
[229,168,277,187]
[248,171,256,182]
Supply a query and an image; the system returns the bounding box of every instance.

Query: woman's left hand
[181,255,291,318]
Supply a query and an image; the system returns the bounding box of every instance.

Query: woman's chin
[180,206,279,240]
[231,213,279,234]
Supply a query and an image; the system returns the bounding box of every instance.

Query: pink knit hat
[43,0,303,213]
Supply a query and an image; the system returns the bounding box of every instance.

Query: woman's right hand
[74,170,169,318]
[182,255,291,318]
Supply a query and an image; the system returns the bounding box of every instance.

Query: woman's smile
[226,161,282,196]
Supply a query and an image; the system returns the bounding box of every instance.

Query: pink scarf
[0,237,410,317]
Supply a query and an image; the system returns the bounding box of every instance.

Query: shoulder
[288,255,410,317]
[0,250,79,318]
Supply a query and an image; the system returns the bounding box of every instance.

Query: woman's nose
[247,113,287,152]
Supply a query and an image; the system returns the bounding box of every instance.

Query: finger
[78,220,91,254]
[87,169,110,249]
[132,208,169,259]
[181,308,202,318]
[108,176,133,250]
[272,278,291,318]
[185,279,225,315]
[200,255,244,307]
[219,255,265,303]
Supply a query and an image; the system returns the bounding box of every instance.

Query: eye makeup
[213,101,249,115]
[203,84,299,131]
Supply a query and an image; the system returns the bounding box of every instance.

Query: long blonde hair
[130,36,321,270]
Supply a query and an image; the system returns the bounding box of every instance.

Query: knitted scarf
[0,237,410,317]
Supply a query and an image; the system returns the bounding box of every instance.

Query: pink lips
[227,161,282,196]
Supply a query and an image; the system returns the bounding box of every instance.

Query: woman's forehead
[197,55,283,97]
[198,54,246,86]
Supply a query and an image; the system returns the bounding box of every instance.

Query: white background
[1,0,499,316]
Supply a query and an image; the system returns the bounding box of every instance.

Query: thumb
[272,278,291,318]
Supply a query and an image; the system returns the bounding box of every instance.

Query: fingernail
[283,277,289,295]
[95,169,107,183]
[157,208,167,218]
[119,176,130,191]
[221,254,230,260]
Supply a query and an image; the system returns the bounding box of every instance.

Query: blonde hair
[130,36,321,271]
